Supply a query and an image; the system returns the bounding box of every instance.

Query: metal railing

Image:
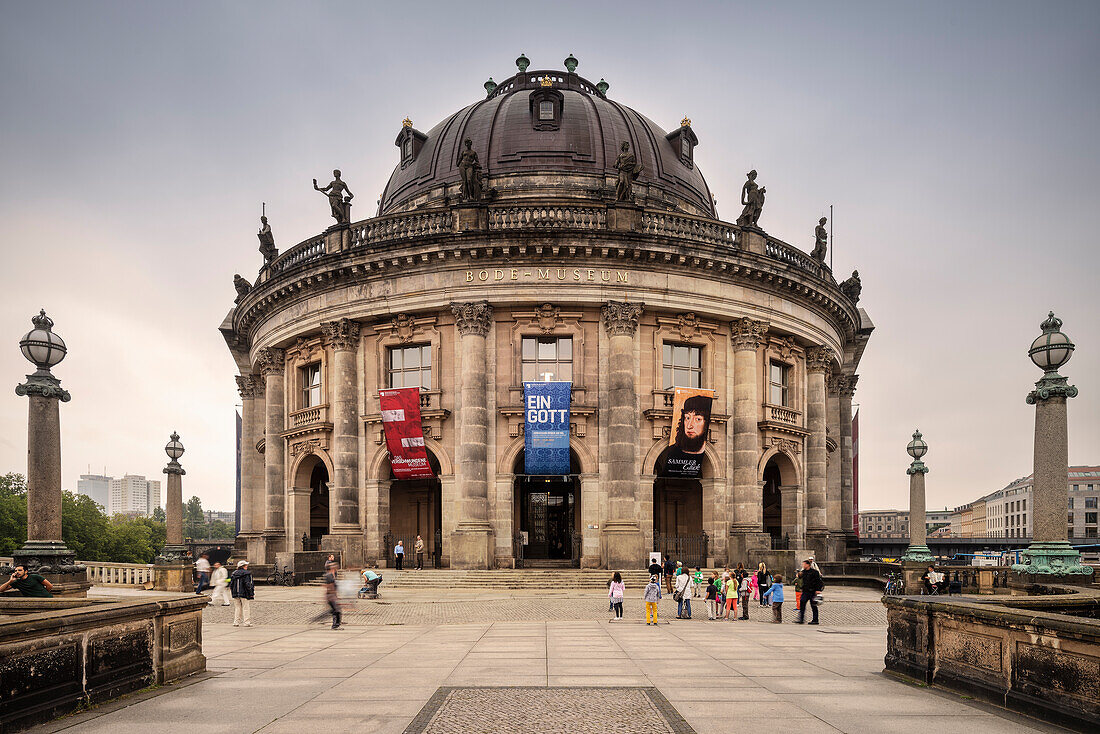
[653,532,709,568]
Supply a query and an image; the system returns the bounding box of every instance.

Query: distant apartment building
[858,510,910,538]
[203,510,236,525]
[76,474,111,510]
[108,474,162,517]
[926,509,952,534]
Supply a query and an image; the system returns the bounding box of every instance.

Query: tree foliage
[0,473,28,555]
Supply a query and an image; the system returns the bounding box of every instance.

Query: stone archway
[649,445,717,566]
[758,448,803,545]
[512,450,583,566]
[289,451,332,549]
[385,450,443,568]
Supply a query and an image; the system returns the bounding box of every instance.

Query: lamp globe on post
[157,431,188,583]
[1012,312,1092,581]
[901,429,934,574]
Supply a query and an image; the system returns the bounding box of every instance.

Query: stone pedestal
[901,560,929,595]
[453,203,488,232]
[739,227,767,255]
[153,562,192,593]
[608,203,641,232]
[323,221,350,253]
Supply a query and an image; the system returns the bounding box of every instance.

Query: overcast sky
[1,1,1097,514]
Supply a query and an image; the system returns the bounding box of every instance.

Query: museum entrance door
[387,451,443,568]
[513,451,581,566]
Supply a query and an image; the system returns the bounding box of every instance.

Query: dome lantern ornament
[402,117,413,128]
[681,116,692,128]
[484,77,496,96]
[539,75,552,88]
[596,78,609,95]
[564,53,578,73]
[516,53,530,73]
[1026,311,1078,404]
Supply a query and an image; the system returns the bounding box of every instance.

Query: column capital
[729,317,768,351]
[805,346,834,375]
[826,374,843,396]
[15,373,71,402]
[841,374,858,398]
[255,347,285,376]
[602,300,644,337]
[906,460,929,475]
[1026,374,1078,404]
[320,317,361,351]
[451,300,493,336]
[235,374,261,399]
[163,461,186,476]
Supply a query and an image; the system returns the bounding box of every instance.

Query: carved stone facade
[222,61,872,569]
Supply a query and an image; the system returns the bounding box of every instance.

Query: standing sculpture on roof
[840,270,862,304]
[313,170,354,224]
[257,215,278,265]
[614,141,642,203]
[811,217,828,263]
[457,139,484,202]
[233,274,252,304]
[736,170,766,228]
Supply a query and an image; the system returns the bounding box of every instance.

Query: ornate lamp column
[256,347,287,559]
[729,317,769,560]
[1011,313,1092,582]
[10,310,87,594]
[450,301,494,569]
[602,301,645,568]
[804,346,832,554]
[901,430,934,563]
[321,318,362,563]
[154,432,192,591]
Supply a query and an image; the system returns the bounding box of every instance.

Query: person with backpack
[608,572,625,620]
[229,560,255,627]
[674,568,692,619]
[644,575,662,625]
[662,556,676,594]
[797,559,824,625]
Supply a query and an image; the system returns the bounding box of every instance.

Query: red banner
[378,388,434,479]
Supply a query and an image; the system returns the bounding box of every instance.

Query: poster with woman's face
[662,387,714,477]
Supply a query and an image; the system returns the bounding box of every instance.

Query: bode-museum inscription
[464,267,630,283]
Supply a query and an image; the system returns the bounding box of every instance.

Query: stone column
[1012,314,1091,580]
[363,478,389,565]
[901,431,934,592]
[235,375,258,537]
[839,375,858,548]
[729,317,769,561]
[165,464,184,548]
[825,375,842,537]
[449,301,494,569]
[321,318,363,563]
[602,301,645,569]
[154,433,190,592]
[257,347,287,558]
[804,346,832,555]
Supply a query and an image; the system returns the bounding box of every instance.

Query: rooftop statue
[258,215,278,266]
[811,217,828,263]
[840,270,862,304]
[736,170,765,228]
[457,139,484,202]
[614,141,642,203]
[233,274,252,304]
[313,170,354,224]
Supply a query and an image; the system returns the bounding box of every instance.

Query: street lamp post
[1011,312,1093,582]
[154,431,192,591]
[900,430,934,592]
[7,310,88,593]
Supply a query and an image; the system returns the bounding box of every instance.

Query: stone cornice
[602,301,644,336]
[451,301,493,336]
[805,346,834,374]
[320,317,361,351]
[730,317,769,351]
[255,347,285,376]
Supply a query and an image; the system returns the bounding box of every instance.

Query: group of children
[619,562,789,624]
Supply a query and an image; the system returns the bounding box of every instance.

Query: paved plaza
[28,586,1069,734]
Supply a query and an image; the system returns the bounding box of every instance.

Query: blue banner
[524,381,571,475]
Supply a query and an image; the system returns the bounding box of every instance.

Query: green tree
[104,517,155,563]
[207,519,235,539]
[62,491,110,560]
[0,473,28,555]
[184,496,204,539]
[152,505,166,522]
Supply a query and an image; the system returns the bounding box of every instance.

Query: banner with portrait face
[662,387,714,477]
[524,381,571,476]
[378,387,434,480]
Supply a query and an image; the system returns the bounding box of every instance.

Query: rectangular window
[388,345,432,389]
[539,100,554,120]
[662,343,702,389]
[1087,527,1098,538]
[680,135,690,159]
[768,361,790,406]
[521,336,572,383]
[1068,512,1074,524]
[1069,498,1074,509]
[1085,497,1098,509]
[1086,512,1098,524]
[301,363,321,407]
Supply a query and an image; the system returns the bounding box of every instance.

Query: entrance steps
[305,568,656,590]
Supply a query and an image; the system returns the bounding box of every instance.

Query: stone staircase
[305,568,655,590]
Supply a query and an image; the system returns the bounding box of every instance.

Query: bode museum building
[222,55,873,570]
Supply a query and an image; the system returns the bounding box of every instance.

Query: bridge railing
[82,561,156,587]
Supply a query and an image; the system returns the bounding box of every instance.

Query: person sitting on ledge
[0,565,54,597]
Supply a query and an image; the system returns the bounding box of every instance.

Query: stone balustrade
[489,204,607,230]
[765,237,824,279]
[289,403,328,428]
[83,561,156,587]
[766,404,800,425]
[268,234,325,275]
[350,210,453,247]
[642,210,738,247]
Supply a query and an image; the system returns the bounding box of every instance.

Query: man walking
[209,561,231,606]
[323,559,342,629]
[0,565,53,597]
[229,560,254,627]
[414,535,425,570]
[663,556,676,594]
[394,540,404,570]
[194,552,211,595]
[796,559,824,625]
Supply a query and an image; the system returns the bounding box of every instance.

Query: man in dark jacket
[662,557,676,593]
[229,560,255,627]
[797,559,824,625]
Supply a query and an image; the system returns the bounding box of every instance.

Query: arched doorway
[387,451,443,568]
[762,459,782,544]
[292,454,330,550]
[513,451,581,566]
[652,446,706,566]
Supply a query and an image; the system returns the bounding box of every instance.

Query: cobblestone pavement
[200,596,888,627]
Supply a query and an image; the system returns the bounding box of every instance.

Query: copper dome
[380,67,715,218]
